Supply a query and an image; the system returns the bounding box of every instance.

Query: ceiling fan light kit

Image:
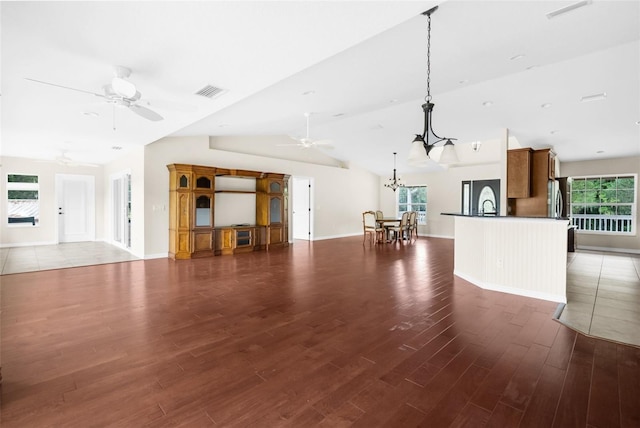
[111,76,137,98]
[407,6,459,167]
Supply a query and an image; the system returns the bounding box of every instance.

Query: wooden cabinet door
[192,230,213,256]
[507,148,532,198]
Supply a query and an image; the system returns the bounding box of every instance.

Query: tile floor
[560,250,640,347]
[0,241,139,275]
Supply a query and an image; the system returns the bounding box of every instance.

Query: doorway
[292,177,312,240]
[111,171,132,249]
[56,174,96,243]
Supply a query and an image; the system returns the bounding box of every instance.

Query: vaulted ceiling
[2,1,638,175]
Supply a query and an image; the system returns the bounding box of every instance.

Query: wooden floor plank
[587,340,620,428]
[1,236,638,427]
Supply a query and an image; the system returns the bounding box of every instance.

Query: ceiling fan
[25,66,163,122]
[279,112,333,149]
[37,151,99,167]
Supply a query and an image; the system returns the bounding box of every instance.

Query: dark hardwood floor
[1,236,639,427]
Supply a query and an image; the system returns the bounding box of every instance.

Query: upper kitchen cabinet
[507,148,532,198]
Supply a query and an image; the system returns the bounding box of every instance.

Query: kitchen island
[443,214,569,303]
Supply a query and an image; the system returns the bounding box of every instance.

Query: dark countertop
[441,213,570,221]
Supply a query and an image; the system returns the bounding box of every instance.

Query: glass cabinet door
[195,195,211,227]
[269,181,282,193]
[269,196,282,223]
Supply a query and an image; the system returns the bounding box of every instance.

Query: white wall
[560,156,640,253]
[379,138,505,239]
[142,136,380,257]
[0,156,106,246]
[103,146,146,258]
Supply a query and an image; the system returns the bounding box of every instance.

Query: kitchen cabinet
[508,148,554,217]
[507,148,532,198]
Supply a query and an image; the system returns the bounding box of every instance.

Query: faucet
[481,199,496,215]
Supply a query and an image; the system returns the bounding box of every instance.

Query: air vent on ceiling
[195,84,226,99]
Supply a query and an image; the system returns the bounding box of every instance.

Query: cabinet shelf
[215,190,256,194]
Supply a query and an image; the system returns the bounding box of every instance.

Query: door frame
[110,170,132,249]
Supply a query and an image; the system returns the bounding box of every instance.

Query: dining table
[377,218,401,242]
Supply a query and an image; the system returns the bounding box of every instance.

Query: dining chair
[408,211,418,240]
[362,211,384,245]
[375,210,384,221]
[388,211,410,242]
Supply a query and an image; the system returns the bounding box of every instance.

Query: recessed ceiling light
[459,79,469,84]
[482,101,493,107]
[510,54,525,61]
[635,120,640,125]
[333,113,345,117]
[526,65,537,70]
[82,111,99,117]
[581,92,607,102]
[596,150,605,154]
[550,130,560,135]
[302,90,315,96]
[111,146,123,150]
[389,99,398,104]
[541,103,552,109]
[218,123,228,128]
[546,0,592,19]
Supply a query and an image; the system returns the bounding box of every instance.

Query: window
[570,175,636,234]
[398,186,426,224]
[7,174,39,226]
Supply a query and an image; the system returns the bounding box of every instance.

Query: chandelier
[384,152,405,192]
[408,6,459,166]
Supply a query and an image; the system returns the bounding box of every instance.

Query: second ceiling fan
[279,112,333,149]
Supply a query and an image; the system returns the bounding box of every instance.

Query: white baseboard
[422,234,454,240]
[312,232,361,241]
[454,270,566,304]
[577,245,640,255]
[144,253,169,260]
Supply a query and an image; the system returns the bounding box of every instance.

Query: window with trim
[398,186,427,225]
[7,174,40,226]
[570,174,636,234]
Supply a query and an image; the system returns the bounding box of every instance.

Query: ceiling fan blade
[129,104,163,121]
[25,78,105,98]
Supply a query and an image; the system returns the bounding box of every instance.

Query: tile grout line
[587,254,604,335]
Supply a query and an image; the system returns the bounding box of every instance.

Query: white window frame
[397,185,427,225]
[569,174,636,236]
[7,173,40,227]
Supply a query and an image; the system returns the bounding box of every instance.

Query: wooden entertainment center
[167,164,289,259]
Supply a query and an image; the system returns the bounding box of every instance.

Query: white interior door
[56,174,95,243]
[292,177,311,240]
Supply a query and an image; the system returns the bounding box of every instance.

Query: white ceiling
[2,1,639,176]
